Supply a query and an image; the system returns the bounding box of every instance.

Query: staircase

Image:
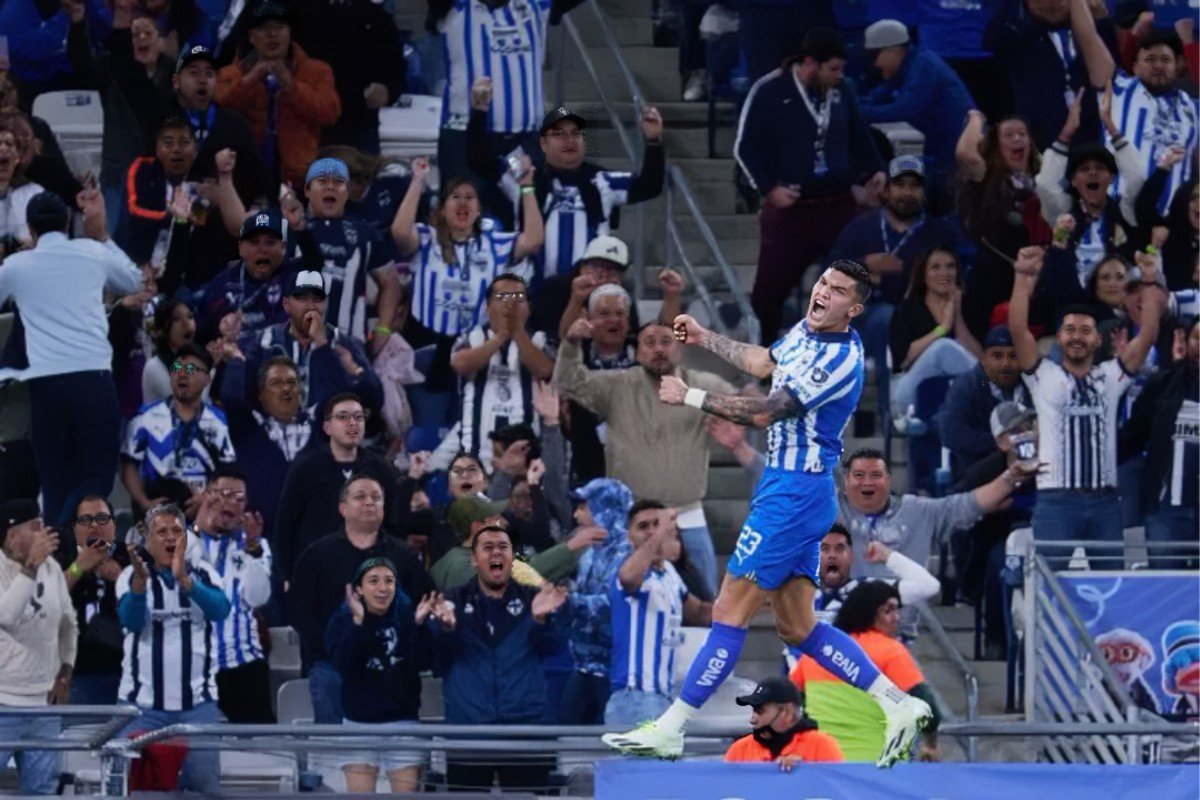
[393,0,1021,756]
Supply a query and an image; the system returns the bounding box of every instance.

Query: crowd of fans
[0,0,1196,791]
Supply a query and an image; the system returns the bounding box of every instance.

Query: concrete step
[703,498,750,555]
[707,464,756,500]
[642,262,757,295]
[597,0,653,20]
[676,213,760,241]
[588,125,734,160]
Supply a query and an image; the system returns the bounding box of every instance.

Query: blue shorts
[726,468,837,591]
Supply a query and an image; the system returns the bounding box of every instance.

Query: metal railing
[1024,551,1141,764]
[916,602,980,761]
[553,2,759,342]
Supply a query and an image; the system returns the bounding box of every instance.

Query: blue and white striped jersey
[116,561,223,711]
[439,0,552,134]
[1108,71,1198,216]
[608,562,687,695]
[766,321,865,473]
[122,400,237,489]
[193,531,272,671]
[409,220,528,337]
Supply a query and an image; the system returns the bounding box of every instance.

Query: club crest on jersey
[507,598,525,617]
[810,366,829,384]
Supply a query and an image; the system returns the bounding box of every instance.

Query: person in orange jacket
[214,0,340,190]
[724,676,844,769]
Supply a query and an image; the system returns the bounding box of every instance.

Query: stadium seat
[219,751,298,793]
[276,678,314,724]
[268,626,302,673]
[30,90,104,161]
[379,95,442,160]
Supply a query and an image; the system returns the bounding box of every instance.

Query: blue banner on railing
[595,761,1200,800]
[1058,573,1200,718]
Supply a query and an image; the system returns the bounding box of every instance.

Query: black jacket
[289,529,432,672]
[1119,363,1199,515]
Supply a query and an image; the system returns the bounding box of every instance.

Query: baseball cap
[249,0,289,27]
[982,326,1014,350]
[175,44,213,75]
[305,157,350,185]
[540,107,587,134]
[864,19,910,50]
[239,209,284,240]
[576,235,630,270]
[735,676,804,708]
[0,499,40,543]
[989,401,1035,439]
[887,154,925,183]
[289,270,327,298]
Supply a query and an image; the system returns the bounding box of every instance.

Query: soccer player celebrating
[602,260,933,767]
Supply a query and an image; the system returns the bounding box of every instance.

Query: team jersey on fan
[409,220,527,337]
[122,400,237,489]
[295,217,387,343]
[116,561,225,711]
[1023,357,1134,491]
[608,562,688,695]
[438,0,552,134]
[766,320,865,473]
[1108,71,1198,215]
[193,532,273,671]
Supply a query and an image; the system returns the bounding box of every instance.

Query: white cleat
[601,720,685,760]
[877,694,932,768]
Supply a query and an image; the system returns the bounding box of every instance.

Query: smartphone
[506,154,525,180]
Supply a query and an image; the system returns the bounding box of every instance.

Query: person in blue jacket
[858,20,976,209]
[325,556,452,794]
[434,521,569,792]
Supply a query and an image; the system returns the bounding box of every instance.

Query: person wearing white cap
[858,19,975,206]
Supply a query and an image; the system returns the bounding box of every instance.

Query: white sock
[867,674,908,707]
[657,699,697,733]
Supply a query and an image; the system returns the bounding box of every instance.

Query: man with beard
[197,208,321,343]
[191,466,274,722]
[1009,245,1164,566]
[935,326,1032,477]
[724,676,843,766]
[1119,316,1199,569]
[554,318,734,598]
[1036,89,1146,286]
[829,156,960,423]
[121,342,237,516]
[734,29,885,344]
[1081,30,1198,215]
[435,522,569,790]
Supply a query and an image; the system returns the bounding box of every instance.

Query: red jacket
[215,44,341,187]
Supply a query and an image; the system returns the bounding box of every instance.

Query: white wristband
[684,388,707,409]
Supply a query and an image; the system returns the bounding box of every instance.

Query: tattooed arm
[659,375,799,427]
[672,314,775,379]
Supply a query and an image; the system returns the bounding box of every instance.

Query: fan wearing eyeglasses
[64,495,129,705]
[121,341,237,517]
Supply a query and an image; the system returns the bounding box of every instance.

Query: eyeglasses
[331,411,368,423]
[492,291,526,303]
[546,129,584,141]
[213,489,246,502]
[169,361,209,375]
[75,514,114,527]
[450,466,482,478]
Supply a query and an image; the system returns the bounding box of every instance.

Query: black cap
[489,423,538,445]
[174,340,215,372]
[1067,143,1117,179]
[735,676,804,707]
[539,106,586,135]
[0,499,41,544]
[249,0,289,27]
[25,191,70,236]
[239,209,284,240]
[175,44,214,75]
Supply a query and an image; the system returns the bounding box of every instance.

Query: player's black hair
[829,259,874,303]
[842,447,889,474]
[826,522,852,548]
[833,581,901,635]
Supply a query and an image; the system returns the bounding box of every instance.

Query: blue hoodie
[568,478,634,677]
